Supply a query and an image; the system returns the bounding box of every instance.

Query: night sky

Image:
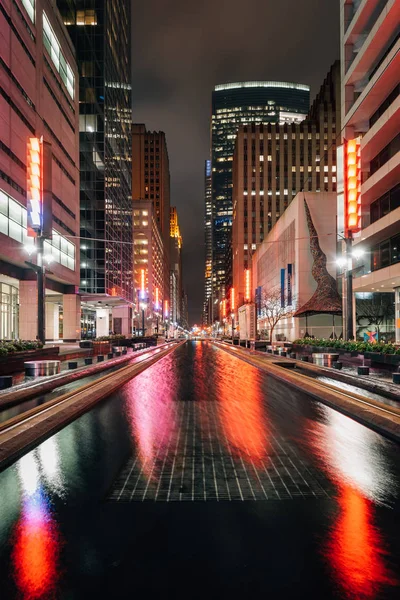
[131,0,340,325]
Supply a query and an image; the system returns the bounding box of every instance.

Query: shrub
[94,334,126,342]
[292,337,398,355]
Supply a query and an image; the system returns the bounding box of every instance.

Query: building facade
[232,63,340,311]
[132,124,171,309]
[211,81,310,310]
[0,0,80,341]
[170,206,182,333]
[133,199,164,336]
[203,159,212,324]
[339,0,400,342]
[252,192,339,341]
[57,0,133,338]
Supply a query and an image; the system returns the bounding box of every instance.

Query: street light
[140,301,147,337]
[336,245,365,340]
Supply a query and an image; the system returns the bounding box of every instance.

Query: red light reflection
[13,489,60,599]
[215,350,268,465]
[327,484,396,599]
[305,414,397,598]
[125,354,177,478]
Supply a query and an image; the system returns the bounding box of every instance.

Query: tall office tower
[203,159,213,324]
[133,199,164,336]
[232,63,340,310]
[0,0,81,341]
[338,0,400,342]
[132,124,171,309]
[211,81,310,309]
[169,207,182,332]
[56,0,133,338]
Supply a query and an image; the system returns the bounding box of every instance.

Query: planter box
[0,347,60,376]
[92,341,111,355]
[79,341,93,349]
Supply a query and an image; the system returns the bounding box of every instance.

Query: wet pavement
[0,340,399,599]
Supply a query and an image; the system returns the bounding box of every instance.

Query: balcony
[361,148,400,206]
[344,0,398,82]
[344,36,400,129]
[361,95,400,164]
[345,0,389,42]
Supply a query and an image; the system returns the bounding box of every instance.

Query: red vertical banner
[230,287,235,312]
[345,138,361,233]
[27,138,42,237]
[244,269,251,302]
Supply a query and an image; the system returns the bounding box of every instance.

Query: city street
[0,341,399,599]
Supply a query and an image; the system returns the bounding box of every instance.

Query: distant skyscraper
[170,206,183,330]
[211,81,310,309]
[231,63,340,310]
[203,160,212,324]
[132,125,171,310]
[57,0,133,337]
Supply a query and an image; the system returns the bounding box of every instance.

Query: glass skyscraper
[211,81,310,306]
[203,159,212,324]
[57,0,133,304]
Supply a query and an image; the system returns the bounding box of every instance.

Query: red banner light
[164,300,169,319]
[27,138,42,236]
[345,138,361,233]
[230,287,235,312]
[155,286,160,309]
[140,269,145,299]
[244,269,251,302]
[221,298,227,318]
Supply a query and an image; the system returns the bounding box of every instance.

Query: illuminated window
[76,10,97,25]
[22,0,35,22]
[0,190,75,270]
[43,12,75,98]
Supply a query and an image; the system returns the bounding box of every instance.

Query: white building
[339,0,400,343]
[252,192,340,341]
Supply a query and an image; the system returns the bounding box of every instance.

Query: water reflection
[215,348,268,465]
[13,450,62,599]
[328,483,396,599]
[306,405,398,597]
[308,405,397,504]
[124,353,178,480]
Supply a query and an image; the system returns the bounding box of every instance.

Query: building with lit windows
[132,124,171,308]
[338,0,400,343]
[170,206,182,333]
[211,80,310,312]
[203,159,213,324]
[56,0,133,338]
[0,0,80,341]
[133,199,164,336]
[231,63,340,312]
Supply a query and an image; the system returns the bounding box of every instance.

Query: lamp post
[140,301,147,337]
[231,313,235,344]
[337,242,364,340]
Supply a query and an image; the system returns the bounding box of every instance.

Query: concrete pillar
[395,288,400,345]
[19,280,38,340]
[112,306,132,337]
[45,302,59,341]
[63,294,81,342]
[96,308,110,337]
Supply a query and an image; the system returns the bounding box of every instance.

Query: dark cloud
[131,0,339,325]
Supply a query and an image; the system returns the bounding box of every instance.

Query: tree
[259,286,296,342]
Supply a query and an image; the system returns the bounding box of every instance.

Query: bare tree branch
[260,286,296,342]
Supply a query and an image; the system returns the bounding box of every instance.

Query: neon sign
[27,138,42,235]
[345,138,361,233]
[244,269,251,302]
